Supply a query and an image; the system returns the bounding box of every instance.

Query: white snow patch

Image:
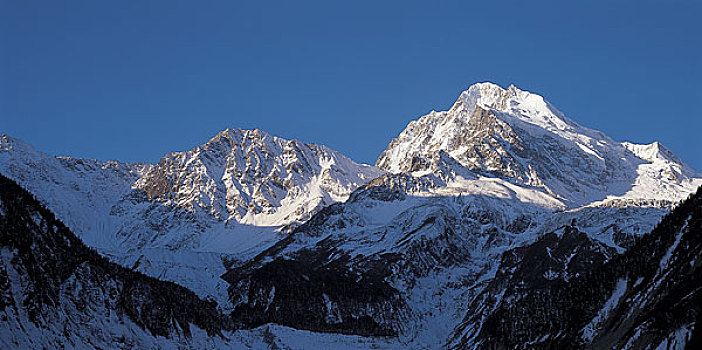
[654,324,694,350]
[658,221,687,274]
[582,278,628,342]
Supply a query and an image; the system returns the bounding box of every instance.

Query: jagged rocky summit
[377,82,700,208]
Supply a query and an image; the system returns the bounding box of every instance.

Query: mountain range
[1,82,700,349]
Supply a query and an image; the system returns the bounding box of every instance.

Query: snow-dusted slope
[0,173,405,350]
[0,130,383,305]
[223,172,671,347]
[2,82,701,348]
[219,83,701,348]
[0,134,149,248]
[377,83,701,207]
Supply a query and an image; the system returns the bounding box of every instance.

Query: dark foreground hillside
[0,174,229,348]
[460,186,702,349]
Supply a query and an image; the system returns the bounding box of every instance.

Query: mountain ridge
[1,81,701,348]
[0,129,384,306]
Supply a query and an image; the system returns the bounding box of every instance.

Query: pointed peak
[451,82,516,114]
[461,82,536,99]
[207,128,276,144]
[462,82,527,96]
[468,81,506,90]
[461,82,509,99]
[623,141,684,165]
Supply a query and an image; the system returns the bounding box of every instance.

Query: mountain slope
[219,82,701,348]
[456,185,702,349]
[220,172,673,347]
[0,130,383,305]
[0,173,232,348]
[0,173,409,349]
[0,134,149,249]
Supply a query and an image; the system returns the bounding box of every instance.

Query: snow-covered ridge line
[134,127,384,226]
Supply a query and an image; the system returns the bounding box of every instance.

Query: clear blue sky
[2,1,701,170]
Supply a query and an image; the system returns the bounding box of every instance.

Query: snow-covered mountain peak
[134,127,383,227]
[452,82,590,137]
[453,81,515,112]
[205,128,275,148]
[376,83,701,208]
[377,82,584,173]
